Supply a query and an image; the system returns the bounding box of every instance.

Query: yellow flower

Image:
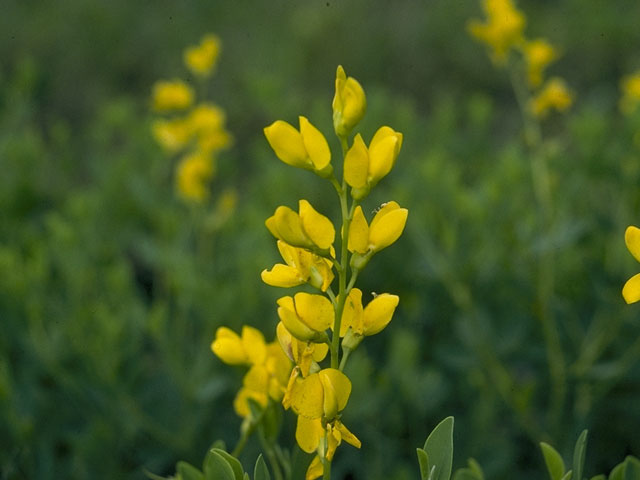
[622,226,640,304]
[348,202,408,268]
[212,326,292,417]
[152,118,192,152]
[620,71,640,115]
[276,322,328,377]
[338,288,399,338]
[468,0,526,64]
[211,325,267,365]
[333,65,367,137]
[277,293,334,342]
[302,419,361,480]
[261,240,334,291]
[523,38,557,87]
[184,33,221,77]
[187,103,232,154]
[287,368,351,420]
[151,80,194,111]
[264,116,332,177]
[530,77,573,118]
[265,200,335,252]
[175,151,214,202]
[343,127,403,199]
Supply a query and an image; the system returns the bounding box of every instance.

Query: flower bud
[332,65,366,138]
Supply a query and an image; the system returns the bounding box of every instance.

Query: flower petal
[264,120,309,168]
[625,226,640,263]
[211,327,248,365]
[369,202,408,252]
[291,373,324,418]
[344,134,369,189]
[273,205,311,247]
[623,272,640,304]
[318,368,351,418]
[299,200,335,250]
[261,264,305,288]
[296,416,324,454]
[241,326,267,364]
[363,294,399,336]
[299,116,331,171]
[348,206,369,254]
[294,292,334,332]
[340,288,363,336]
[305,455,324,480]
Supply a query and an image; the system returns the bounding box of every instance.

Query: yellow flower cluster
[620,71,640,115]
[468,0,573,119]
[212,66,407,479]
[151,33,231,203]
[530,77,573,118]
[211,326,291,417]
[467,0,525,65]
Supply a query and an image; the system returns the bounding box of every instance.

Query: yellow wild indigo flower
[175,151,215,202]
[212,326,292,417]
[620,71,640,115]
[263,116,333,177]
[343,127,403,199]
[184,33,221,77]
[284,368,359,479]
[530,77,573,118]
[276,322,328,377]
[152,117,192,152]
[338,288,399,338]
[468,0,526,64]
[151,79,194,111]
[333,65,367,138]
[522,38,557,87]
[266,200,336,252]
[348,202,409,269]
[261,240,334,291]
[303,418,361,480]
[277,293,334,343]
[622,226,640,304]
[188,103,233,154]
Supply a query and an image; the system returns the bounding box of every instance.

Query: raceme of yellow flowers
[468,0,573,118]
[151,33,232,203]
[212,65,407,480]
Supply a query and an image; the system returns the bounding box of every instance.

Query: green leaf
[573,430,588,480]
[243,474,250,480]
[203,450,236,480]
[143,470,170,480]
[590,475,606,480]
[423,416,454,480]
[417,448,430,480]
[452,459,484,480]
[254,454,271,480]
[467,459,485,479]
[212,449,245,480]
[609,462,625,480]
[624,456,640,480]
[540,442,565,480]
[177,461,204,480]
[561,471,573,480]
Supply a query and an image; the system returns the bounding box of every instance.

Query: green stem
[508,57,566,431]
[322,430,332,480]
[339,348,352,371]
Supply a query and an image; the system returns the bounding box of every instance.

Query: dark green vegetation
[2,1,640,479]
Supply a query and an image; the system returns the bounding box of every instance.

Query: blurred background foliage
[2,1,640,479]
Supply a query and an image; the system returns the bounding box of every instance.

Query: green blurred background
[2,1,640,479]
